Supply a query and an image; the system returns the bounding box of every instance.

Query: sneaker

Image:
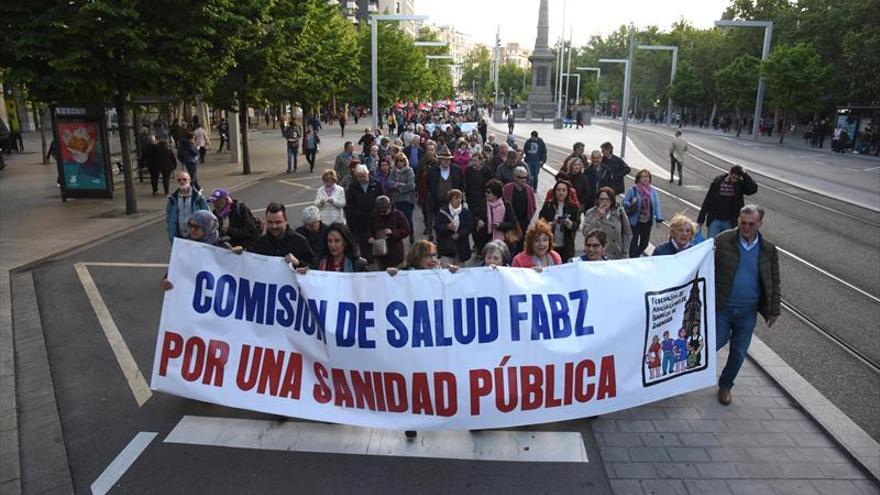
[405,430,417,439]
[718,386,732,406]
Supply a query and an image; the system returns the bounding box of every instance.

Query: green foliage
[714,54,760,112]
[668,62,703,109]
[762,42,832,115]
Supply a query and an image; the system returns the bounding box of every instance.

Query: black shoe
[405,430,417,439]
[678,180,682,186]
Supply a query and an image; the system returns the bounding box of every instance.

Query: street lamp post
[561,73,581,106]
[637,45,678,126]
[371,14,429,130]
[599,55,633,157]
[714,19,773,139]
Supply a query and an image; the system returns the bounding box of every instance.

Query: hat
[207,188,230,202]
[437,145,453,160]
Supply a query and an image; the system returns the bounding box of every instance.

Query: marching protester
[345,165,384,263]
[572,229,608,262]
[282,118,301,173]
[481,240,511,267]
[373,158,394,193]
[435,189,473,266]
[522,131,547,190]
[697,165,758,238]
[669,129,688,185]
[464,152,494,214]
[539,179,580,262]
[426,147,465,240]
[653,214,697,256]
[561,142,588,174]
[250,202,315,268]
[416,142,439,236]
[177,129,202,191]
[582,186,632,260]
[161,210,234,291]
[556,157,591,212]
[295,206,329,261]
[715,205,781,406]
[453,139,471,175]
[165,171,209,243]
[302,125,320,173]
[296,223,369,273]
[585,149,607,209]
[622,169,664,258]
[511,219,562,271]
[358,127,375,156]
[503,166,536,255]
[368,196,411,270]
[208,188,260,249]
[600,141,631,195]
[363,145,380,174]
[403,136,422,174]
[142,136,176,196]
[495,149,520,185]
[388,153,416,242]
[473,179,518,253]
[468,134,482,156]
[334,141,356,186]
[315,169,347,225]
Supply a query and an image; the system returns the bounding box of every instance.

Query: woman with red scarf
[622,169,664,258]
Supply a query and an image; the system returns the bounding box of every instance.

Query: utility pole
[620,24,635,158]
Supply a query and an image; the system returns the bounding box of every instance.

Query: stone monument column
[526,0,556,122]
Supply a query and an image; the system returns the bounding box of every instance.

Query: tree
[0,0,234,213]
[668,62,703,118]
[714,55,760,136]
[762,42,832,142]
[458,46,492,101]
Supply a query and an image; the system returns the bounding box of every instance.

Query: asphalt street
[23,150,610,494]
[593,123,880,440]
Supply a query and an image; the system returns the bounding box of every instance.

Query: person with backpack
[208,188,261,249]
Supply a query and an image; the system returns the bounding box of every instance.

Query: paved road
[585,122,880,441]
[23,164,609,494]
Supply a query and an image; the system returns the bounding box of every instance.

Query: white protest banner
[151,239,716,430]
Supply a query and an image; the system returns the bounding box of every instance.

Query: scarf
[216,200,233,219]
[323,184,336,197]
[190,210,219,245]
[448,203,463,230]
[487,197,506,241]
[637,183,652,214]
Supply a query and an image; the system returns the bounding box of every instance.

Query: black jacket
[601,154,631,195]
[295,223,329,261]
[465,165,494,211]
[697,173,758,225]
[250,226,314,267]
[345,180,385,234]
[219,200,260,249]
[426,165,465,212]
[435,205,473,261]
[539,201,581,261]
[472,199,518,250]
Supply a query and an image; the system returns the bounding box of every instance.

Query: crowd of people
[162,109,781,435]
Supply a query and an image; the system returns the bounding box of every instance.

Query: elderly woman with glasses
[582,186,632,259]
[315,169,347,225]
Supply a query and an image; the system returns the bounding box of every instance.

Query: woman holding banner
[511,219,562,271]
[162,211,238,290]
[653,214,698,256]
[481,240,510,267]
[295,223,368,273]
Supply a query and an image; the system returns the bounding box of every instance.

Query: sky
[419,0,732,49]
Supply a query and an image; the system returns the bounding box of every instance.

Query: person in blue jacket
[622,169,663,258]
[165,171,209,243]
[653,214,697,256]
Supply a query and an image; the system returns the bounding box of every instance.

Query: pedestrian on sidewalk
[193,122,210,164]
[714,204,781,405]
[176,129,201,191]
[282,119,301,173]
[523,131,547,191]
[208,188,260,249]
[358,127,376,157]
[697,165,758,238]
[599,142,631,196]
[622,169,663,258]
[217,118,229,152]
[165,171,209,243]
[143,137,176,196]
[339,109,348,137]
[669,129,688,185]
[302,126,319,172]
[507,112,515,134]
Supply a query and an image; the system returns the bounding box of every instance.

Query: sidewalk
[0,127,350,495]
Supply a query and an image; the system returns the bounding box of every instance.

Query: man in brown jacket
[714,204,781,405]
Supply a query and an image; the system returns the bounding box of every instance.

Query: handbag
[371,235,388,257]
[625,188,639,216]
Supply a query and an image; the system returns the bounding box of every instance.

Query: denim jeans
[708,219,733,238]
[716,304,758,389]
[662,352,675,374]
[527,161,541,190]
[287,146,299,172]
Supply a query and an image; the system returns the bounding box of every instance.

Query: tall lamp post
[371,14,429,129]
[714,19,773,139]
[637,45,678,126]
[599,58,632,157]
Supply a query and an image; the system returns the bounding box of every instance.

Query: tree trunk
[238,91,251,175]
[115,94,138,214]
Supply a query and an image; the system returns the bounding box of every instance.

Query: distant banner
[151,239,716,430]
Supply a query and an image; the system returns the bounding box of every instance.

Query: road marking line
[864,165,880,172]
[74,263,153,406]
[165,415,589,463]
[278,179,316,190]
[253,201,313,214]
[81,262,168,268]
[91,432,157,495]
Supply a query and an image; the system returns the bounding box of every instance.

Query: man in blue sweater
[714,204,781,405]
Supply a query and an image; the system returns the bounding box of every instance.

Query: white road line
[865,165,880,172]
[165,416,589,464]
[81,262,168,268]
[252,201,313,214]
[278,179,316,190]
[74,263,153,406]
[91,432,157,495]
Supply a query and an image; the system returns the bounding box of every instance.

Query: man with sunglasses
[165,171,209,243]
[714,204,781,406]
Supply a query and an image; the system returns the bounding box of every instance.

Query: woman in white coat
[315,169,347,225]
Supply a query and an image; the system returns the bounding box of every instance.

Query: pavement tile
[652,463,698,480]
[666,447,710,463]
[652,420,693,433]
[759,420,815,433]
[611,462,659,479]
[694,462,740,479]
[599,432,644,447]
[683,479,733,495]
[662,408,702,420]
[812,480,880,495]
[727,479,776,495]
[627,447,671,463]
[768,479,822,495]
[851,480,880,495]
[616,420,657,432]
[746,447,793,462]
[766,408,807,421]
[737,396,784,408]
[782,447,848,463]
[816,463,870,480]
[629,407,668,420]
[706,447,751,462]
[687,420,728,433]
[591,419,617,432]
[610,479,645,495]
[640,433,682,447]
[640,479,688,495]
[600,446,631,463]
[723,420,767,432]
[0,478,22,495]
[730,408,774,420]
[676,433,720,447]
[790,432,837,448]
